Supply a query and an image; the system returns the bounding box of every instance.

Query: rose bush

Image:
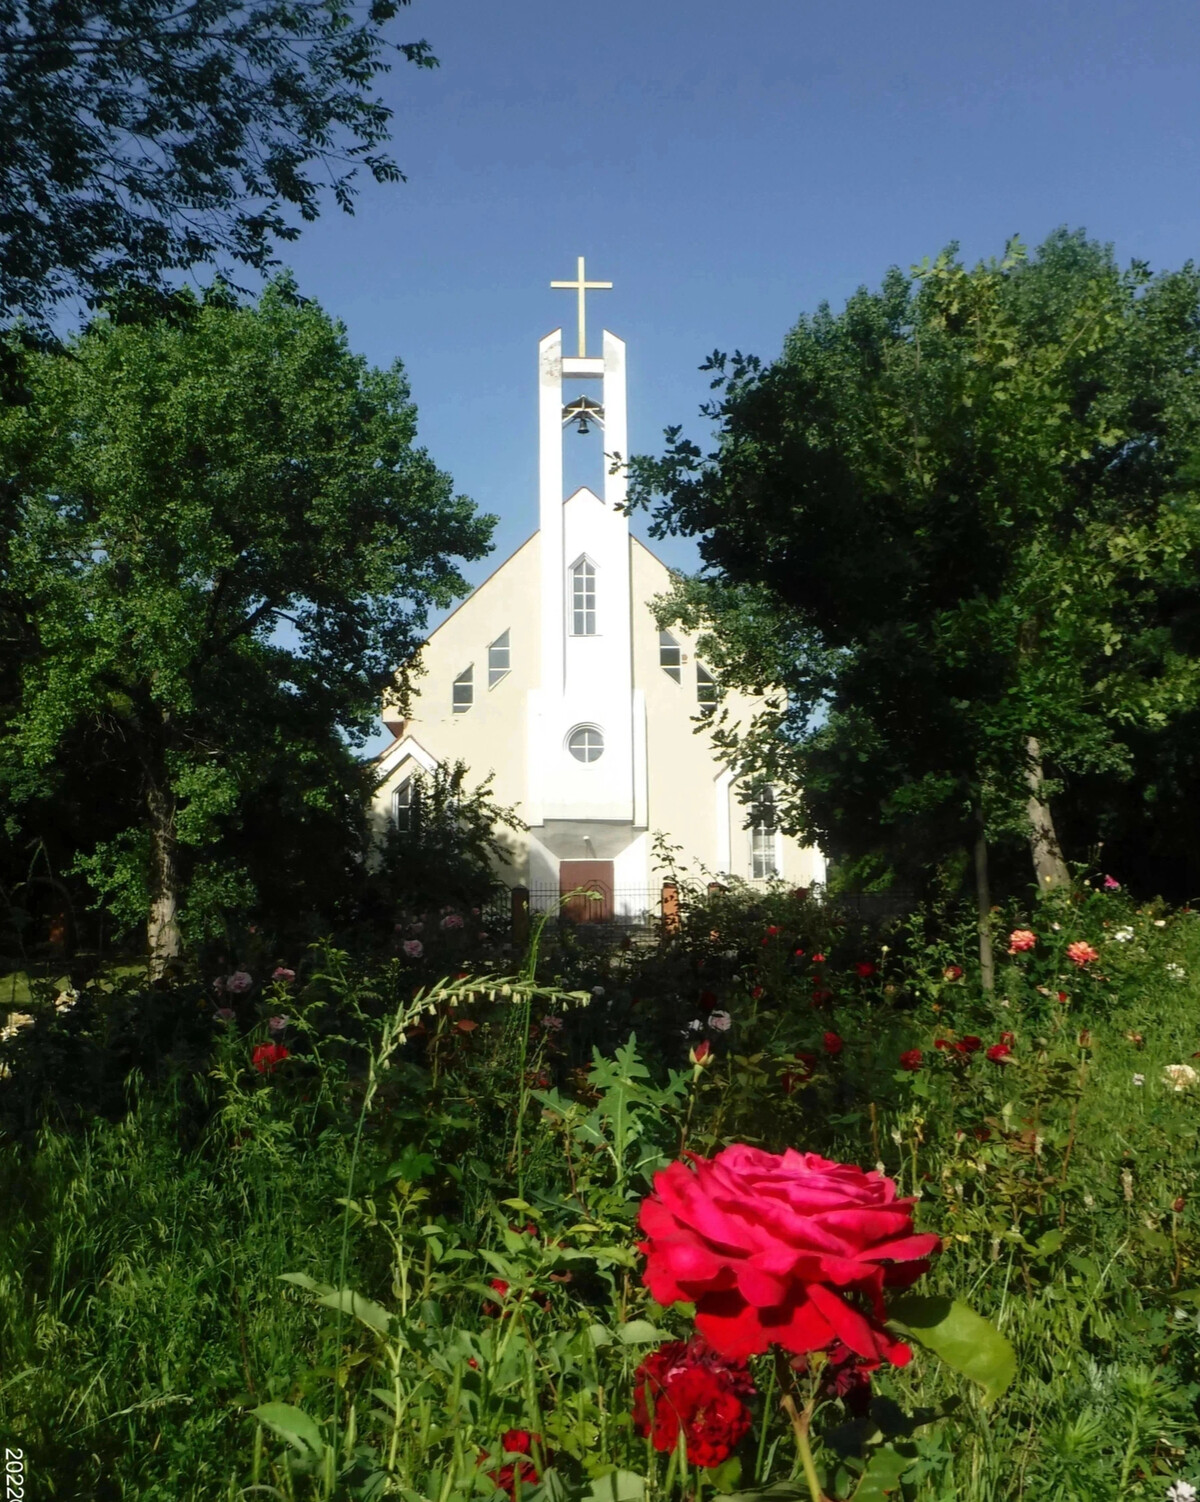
[637,1145,940,1365]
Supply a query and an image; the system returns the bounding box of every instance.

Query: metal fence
[527,885,662,927]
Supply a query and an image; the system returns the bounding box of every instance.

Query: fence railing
[479,881,917,942]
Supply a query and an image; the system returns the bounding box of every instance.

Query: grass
[1,887,1198,1500]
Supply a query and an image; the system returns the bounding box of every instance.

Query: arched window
[659,630,682,682]
[749,783,780,879]
[488,629,511,688]
[570,558,596,635]
[452,664,473,713]
[567,725,604,763]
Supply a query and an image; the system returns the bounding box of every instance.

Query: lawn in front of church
[1,885,1199,1501]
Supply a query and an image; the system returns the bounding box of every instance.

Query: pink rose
[707,1010,732,1032]
[272,967,296,983]
[402,939,424,958]
[268,1015,288,1033]
[440,913,465,930]
[1066,941,1099,967]
[638,1145,940,1366]
[1007,930,1037,955]
[225,970,253,994]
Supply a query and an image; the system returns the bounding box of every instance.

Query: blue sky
[268,0,1200,748]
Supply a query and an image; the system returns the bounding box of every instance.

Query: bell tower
[526,259,646,842]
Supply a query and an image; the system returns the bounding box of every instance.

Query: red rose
[999,1031,1015,1046]
[638,1145,939,1366]
[822,1031,844,1056]
[810,988,833,1007]
[791,1340,877,1415]
[943,964,963,981]
[781,1052,817,1094]
[482,1278,509,1317]
[855,962,876,978]
[812,953,826,963]
[986,1043,1012,1063]
[934,1038,949,1050]
[700,990,718,1008]
[899,1049,923,1071]
[632,1338,754,1468]
[961,1036,982,1053]
[252,1041,289,1075]
[481,1431,546,1499]
[752,986,765,1000]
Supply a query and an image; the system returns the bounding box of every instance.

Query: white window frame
[488,629,510,689]
[659,629,682,682]
[566,724,605,763]
[748,784,782,880]
[696,662,718,716]
[569,556,597,636]
[452,664,473,714]
[392,777,414,832]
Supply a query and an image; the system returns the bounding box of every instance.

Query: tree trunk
[974,808,995,993]
[1024,736,1070,891]
[146,781,181,979]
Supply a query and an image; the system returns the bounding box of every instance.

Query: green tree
[628,231,1200,981]
[372,759,526,917]
[0,0,435,326]
[0,278,494,972]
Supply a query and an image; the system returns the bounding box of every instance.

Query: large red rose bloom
[637,1145,939,1366]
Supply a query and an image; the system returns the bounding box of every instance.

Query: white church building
[373,261,824,918]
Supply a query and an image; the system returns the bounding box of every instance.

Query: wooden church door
[559,860,614,923]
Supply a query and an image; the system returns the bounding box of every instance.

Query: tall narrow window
[750,784,780,879]
[392,777,414,832]
[697,663,718,715]
[659,630,682,682]
[571,558,596,635]
[452,664,473,713]
[488,629,511,688]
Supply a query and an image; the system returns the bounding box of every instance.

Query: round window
[567,726,604,763]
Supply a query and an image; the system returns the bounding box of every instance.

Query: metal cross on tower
[550,256,612,358]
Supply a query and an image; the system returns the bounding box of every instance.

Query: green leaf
[279,1271,334,1296]
[584,1470,645,1502]
[708,1457,743,1494]
[887,1295,1015,1404]
[615,1320,667,1345]
[251,1401,326,1458]
[1033,1228,1065,1258]
[721,1482,807,1502]
[587,1323,614,1348]
[849,1444,912,1500]
[315,1287,393,1335]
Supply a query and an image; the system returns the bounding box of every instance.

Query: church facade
[372,263,824,917]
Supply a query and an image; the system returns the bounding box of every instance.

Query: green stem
[774,1351,827,1502]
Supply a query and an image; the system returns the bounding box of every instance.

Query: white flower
[591,986,605,997]
[1163,1064,1198,1093]
[1133,1073,1146,1087]
[0,1012,34,1042]
[1113,928,1134,942]
[707,1009,733,1032]
[687,1017,704,1032]
[1155,919,1168,927]
[1083,1194,1095,1207]
[1166,1482,1197,1502]
[1167,963,1186,980]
